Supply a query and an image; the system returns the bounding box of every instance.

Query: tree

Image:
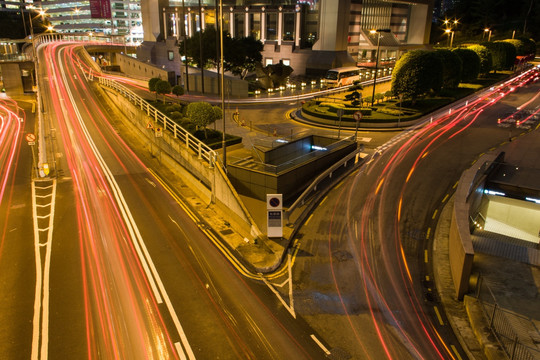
[468,45,492,75]
[384,90,393,100]
[481,41,514,72]
[172,85,184,97]
[515,36,536,56]
[453,48,480,82]
[259,62,294,88]
[434,49,463,88]
[224,36,264,79]
[155,80,171,103]
[179,26,264,79]
[148,77,161,100]
[502,39,527,56]
[494,41,517,70]
[186,102,220,138]
[391,50,443,104]
[178,26,217,69]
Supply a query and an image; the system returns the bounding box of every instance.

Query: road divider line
[310,334,331,355]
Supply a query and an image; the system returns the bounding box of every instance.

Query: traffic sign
[146,122,153,129]
[155,127,163,137]
[353,111,363,121]
[25,133,36,142]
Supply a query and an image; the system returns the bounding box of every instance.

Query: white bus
[323,67,362,87]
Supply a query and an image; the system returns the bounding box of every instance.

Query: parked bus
[323,67,363,87]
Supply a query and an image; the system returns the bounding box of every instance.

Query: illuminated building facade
[22,0,144,43]
[144,0,433,76]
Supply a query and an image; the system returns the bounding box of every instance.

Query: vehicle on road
[322,67,364,87]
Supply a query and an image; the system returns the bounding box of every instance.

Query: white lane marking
[31,180,57,360]
[310,334,331,355]
[58,47,195,359]
[145,178,156,187]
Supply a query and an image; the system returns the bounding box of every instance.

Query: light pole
[219,0,226,169]
[445,28,454,48]
[484,28,492,41]
[370,29,390,107]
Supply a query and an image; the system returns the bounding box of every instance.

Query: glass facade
[265,12,277,40]
[40,0,143,43]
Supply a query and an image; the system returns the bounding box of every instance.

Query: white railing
[99,77,218,167]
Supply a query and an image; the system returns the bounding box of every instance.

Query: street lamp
[484,28,492,41]
[219,0,226,169]
[445,28,455,48]
[370,29,390,107]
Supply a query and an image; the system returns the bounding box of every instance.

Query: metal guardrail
[98,77,218,167]
[476,275,540,360]
[285,144,364,222]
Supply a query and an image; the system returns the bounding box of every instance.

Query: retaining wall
[96,84,262,241]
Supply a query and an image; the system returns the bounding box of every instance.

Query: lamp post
[484,28,492,41]
[445,28,454,48]
[370,29,390,107]
[219,0,226,169]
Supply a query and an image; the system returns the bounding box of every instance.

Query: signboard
[26,133,36,142]
[266,194,283,238]
[90,0,111,19]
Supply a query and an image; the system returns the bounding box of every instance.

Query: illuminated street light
[370,29,390,107]
[445,28,455,48]
[484,28,492,41]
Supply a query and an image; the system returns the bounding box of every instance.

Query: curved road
[286,70,540,359]
[0,42,329,359]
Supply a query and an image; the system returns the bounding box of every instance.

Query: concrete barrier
[449,152,500,299]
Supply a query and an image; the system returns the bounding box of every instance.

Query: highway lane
[0,95,36,359]
[288,69,540,358]
[31,41,327,359]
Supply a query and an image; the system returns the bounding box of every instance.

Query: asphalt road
[283,71,540,359]
[0,95,37,359]
[0,42,331,359]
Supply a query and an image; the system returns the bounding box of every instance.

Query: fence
[98,77,218,168]
[476,275,540,360]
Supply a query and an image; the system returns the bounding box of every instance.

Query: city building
[0,0,145,44]
[138,0,433,79]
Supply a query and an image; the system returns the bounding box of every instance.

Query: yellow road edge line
[424,249,428,263]
[432,209,438,220]
[434,306,445,326]
[426,227,431,239]
[147,168,259,280]
[442,194,449,203]
[451,345,463,360]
